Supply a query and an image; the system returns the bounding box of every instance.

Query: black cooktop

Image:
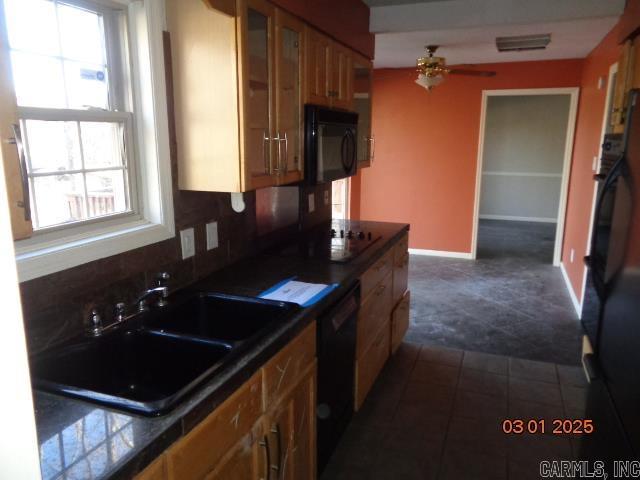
[274,220,382,263]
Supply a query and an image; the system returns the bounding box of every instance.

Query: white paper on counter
[260,279,333,306]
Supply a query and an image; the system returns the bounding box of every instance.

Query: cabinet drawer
[263,322,316,410]
[357,271,393,358]
[166,372,263,480]
[355,322,390,410]
[391,291,410,354]
[360,249,393,300]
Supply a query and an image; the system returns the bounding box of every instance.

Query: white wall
[479,94,571,222]
[0,146,41,478]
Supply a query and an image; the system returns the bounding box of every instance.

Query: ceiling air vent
[496,34,551,52]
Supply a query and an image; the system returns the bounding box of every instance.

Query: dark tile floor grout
[322,343,588,480]
[407,219,583,365]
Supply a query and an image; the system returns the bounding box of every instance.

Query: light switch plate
[206,221,218,250]
[570,248,575,263]
[324,189,329,206]
[308,193,315,213]
[180,228,195,259]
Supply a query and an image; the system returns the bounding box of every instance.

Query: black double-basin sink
[31,293,299,416]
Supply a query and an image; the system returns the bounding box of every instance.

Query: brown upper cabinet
[304,27,354,111]
[352,53,374,168]
[0,15,32,240]
[612,36,640,134]
[167,0,304,192]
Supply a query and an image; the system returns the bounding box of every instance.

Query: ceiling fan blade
[448,68,497,77]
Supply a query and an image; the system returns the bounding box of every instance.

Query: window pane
[25,120,81,173]
[65,61,109,109]
[4,0,59,56]
[86,170,128,216]
[81,122,122,168]
[32,173,85,228]
[11,51,66,108]
[57,3,106,65]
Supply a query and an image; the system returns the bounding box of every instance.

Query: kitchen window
[6,0,135,230]
[3,0,175,281]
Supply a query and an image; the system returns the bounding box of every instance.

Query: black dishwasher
[316,282,359,473]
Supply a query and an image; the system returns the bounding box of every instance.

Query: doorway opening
[472,88,579,265]
[332,178,350,219]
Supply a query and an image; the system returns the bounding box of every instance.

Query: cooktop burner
[275,221,382,263]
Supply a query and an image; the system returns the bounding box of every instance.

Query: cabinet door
[305,27,330,106]
[240,0,278,190]
[611,39,636,134]
[290,365,316,480]
[329,44,353,110]
[391,291,410,355]
[275,10,304,185]
[0,8,32,239]
[206,421,266,480]
[353,55,373,168]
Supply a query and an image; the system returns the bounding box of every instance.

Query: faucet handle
[156,272,170,288]
[86,309,103,337]
[114,302,126,323]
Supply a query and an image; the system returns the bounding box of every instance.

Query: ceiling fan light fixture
[496,34,551,52]
[415,73,444,91]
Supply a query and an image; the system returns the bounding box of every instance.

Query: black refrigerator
[581,89,640,467]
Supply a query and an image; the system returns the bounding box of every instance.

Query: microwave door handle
[317,125,324,182]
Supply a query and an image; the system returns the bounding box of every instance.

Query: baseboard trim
[560,262,582,318]
[479,214,557,223]
[409,248,473,259]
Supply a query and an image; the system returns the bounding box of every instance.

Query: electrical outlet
[570,248,575,263]
[324,189,329,206]
[180,228,195,259]
[206,221,218,250]
[308,193,315,213]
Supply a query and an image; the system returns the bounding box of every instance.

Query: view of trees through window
[4,0,132,230]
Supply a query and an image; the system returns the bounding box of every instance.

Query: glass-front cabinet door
[275,10,304,184]
[353,54,374,168]
[241,0,277,189]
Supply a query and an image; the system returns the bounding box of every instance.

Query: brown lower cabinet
[135,323,317,480]
[354,232,410,411]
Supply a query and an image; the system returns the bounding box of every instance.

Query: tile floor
[407,220,583,365]
[321,343,588,480]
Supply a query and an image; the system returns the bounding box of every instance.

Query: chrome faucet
[136,272,171,312]
[84,272,170,337]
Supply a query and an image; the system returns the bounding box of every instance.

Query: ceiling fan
[415,45,496,91]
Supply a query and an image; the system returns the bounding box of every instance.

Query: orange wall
[352,59,584,253]
[561,24,622,301]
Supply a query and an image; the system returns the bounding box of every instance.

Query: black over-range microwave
[304,105,358,184]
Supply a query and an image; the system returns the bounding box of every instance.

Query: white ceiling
[365,0,625,68]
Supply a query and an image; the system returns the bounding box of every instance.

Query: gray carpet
[406,220,583,365]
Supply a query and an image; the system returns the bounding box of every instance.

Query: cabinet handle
[8,123,31,221]
[263,130,271,175]
[273,132,281,175]
[283,132,288,175]
[375,284,386,296]
[270,423,282,476]
[259,435,272,480]
[370,136,375,162]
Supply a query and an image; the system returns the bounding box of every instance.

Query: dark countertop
[34,219,409,480]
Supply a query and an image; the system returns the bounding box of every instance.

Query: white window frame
[13,0,174,282]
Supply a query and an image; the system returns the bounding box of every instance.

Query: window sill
[15,219,174,282]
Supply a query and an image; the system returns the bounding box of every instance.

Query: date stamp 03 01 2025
[502,418,640,479]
